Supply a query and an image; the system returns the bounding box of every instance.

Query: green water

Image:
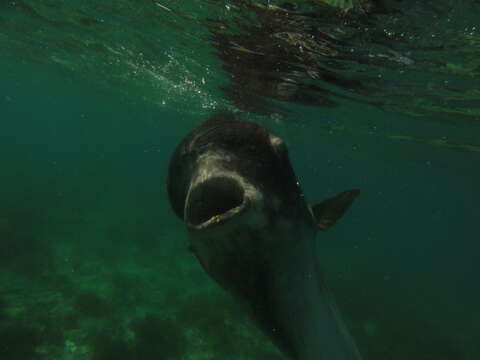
[1,1,479,359]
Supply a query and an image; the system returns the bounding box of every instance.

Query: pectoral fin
[312,189,360,230]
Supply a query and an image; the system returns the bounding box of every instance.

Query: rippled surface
[1,0,223,110]
[211,1,480,119]
[2,0,479,152]
[2,1,479,117]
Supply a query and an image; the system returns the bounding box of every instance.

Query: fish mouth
[185,176,249,230]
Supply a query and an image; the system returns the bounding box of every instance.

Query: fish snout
[184,175,253,230]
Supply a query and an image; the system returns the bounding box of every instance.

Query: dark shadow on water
[207,0,393,115]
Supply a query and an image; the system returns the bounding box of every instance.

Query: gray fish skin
[167,111,362,360]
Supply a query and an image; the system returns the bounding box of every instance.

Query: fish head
[167,111,361,360]
[167,111,313,291]
[181,144,314,298]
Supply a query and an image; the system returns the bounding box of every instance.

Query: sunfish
[167,111,362,360]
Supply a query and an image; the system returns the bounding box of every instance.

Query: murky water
[1,1,479,359]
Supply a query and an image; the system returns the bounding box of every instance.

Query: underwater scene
[0,0,479,359]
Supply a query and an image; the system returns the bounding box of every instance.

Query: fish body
[167,111,361,360]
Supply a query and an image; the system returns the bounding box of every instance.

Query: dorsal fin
[311,189,360,230]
